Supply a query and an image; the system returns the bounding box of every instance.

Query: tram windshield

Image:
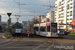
[51,23,57,33]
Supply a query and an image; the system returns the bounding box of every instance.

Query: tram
[33,22,58,37]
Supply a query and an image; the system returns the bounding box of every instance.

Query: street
[0,33,6,43]
[0,33,75,50]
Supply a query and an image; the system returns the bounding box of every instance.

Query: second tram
[33,22,58,37]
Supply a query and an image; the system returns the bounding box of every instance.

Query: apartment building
[38,15,46,22]
[46,11,55,22]
[55,0,74,31]
[37,11,55,23]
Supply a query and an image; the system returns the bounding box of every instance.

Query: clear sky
[0,0,57,23]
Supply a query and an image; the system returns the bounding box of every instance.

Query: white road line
[0,41,16,47]
[59,43,62,50]
[1,47,32,48]
[0,37,15,44]
[0,40,17,47]
[0,40,10,44]
[0,37,19,47]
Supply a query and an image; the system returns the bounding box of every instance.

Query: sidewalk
[63,35,75,40]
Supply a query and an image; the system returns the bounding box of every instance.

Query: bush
[68,33,75,36]
[4,32,12,39]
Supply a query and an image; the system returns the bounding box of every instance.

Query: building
[37,12,55,23]
[22,21,27,33]
[38,15,46,22]
[55,0,74,31]
[46,11,55,22]
[22,20,31,33]
[22,21,27,28]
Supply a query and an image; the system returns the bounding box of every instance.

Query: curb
[1,33,7,39]
[2,35,6,39]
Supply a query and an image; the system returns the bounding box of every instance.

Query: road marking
[59,43,62,50]
[0,37,16,44]
[0,40,10,44]
[32,38,47,50]
[1,47,33,48]
[0,37,19,47]
[0,41,17,47]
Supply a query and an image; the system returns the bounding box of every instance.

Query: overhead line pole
[66,0,67,32]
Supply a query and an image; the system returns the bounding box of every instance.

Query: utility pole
[39,16,41,35]
[66,0,67,32]
[15,15,20,22]
[7,13,12,38]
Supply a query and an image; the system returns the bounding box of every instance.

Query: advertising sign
[72,19,75,25]
[46,22,50,26]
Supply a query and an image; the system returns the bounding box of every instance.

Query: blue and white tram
[33,22,58,37]
[12,22,23,36]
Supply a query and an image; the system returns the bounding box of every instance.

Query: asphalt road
[0,33,3,36]
[0,35,75,50]
[0,33,6,43]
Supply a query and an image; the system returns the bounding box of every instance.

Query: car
[57,30,67,35]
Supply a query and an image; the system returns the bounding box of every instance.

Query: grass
[68,33,75,36]
[4,32,12,39]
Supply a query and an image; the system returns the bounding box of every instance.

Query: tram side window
[73,25,75,29]
[34,27,38,31]
[40,26,46,32]
[47,26,50,32]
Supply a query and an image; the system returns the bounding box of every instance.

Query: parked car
[57,30,67,35]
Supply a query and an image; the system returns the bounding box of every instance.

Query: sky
[0,0,57,23]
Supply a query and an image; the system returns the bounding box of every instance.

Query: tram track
[0,36,20,47]
[32,38,55,50]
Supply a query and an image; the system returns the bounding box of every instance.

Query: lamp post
[7,13,12,37]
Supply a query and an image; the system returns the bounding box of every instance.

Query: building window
[61,20,64,23]
[71,3,73,5]
[62,0,64,2]
[67,19,69,20]
[67,15,69,17]
[67,22,69,24]
[61,7,64,11]
[70,7,73,9]
[46,18,50,22]
[70,22,72,24]
[70,11,72,16]
[70,18,72,20]
[67,11,69,13]
[68,0,70,2]
[67,5,70,9]
[59,2,61,6]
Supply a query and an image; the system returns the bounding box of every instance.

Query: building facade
[38,15,46,22]
[38,11,55,23]
[22,21,28,33]
[46,11,55,22]
[55,0,74,31]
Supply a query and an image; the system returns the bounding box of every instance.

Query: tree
[30,17,39,31]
